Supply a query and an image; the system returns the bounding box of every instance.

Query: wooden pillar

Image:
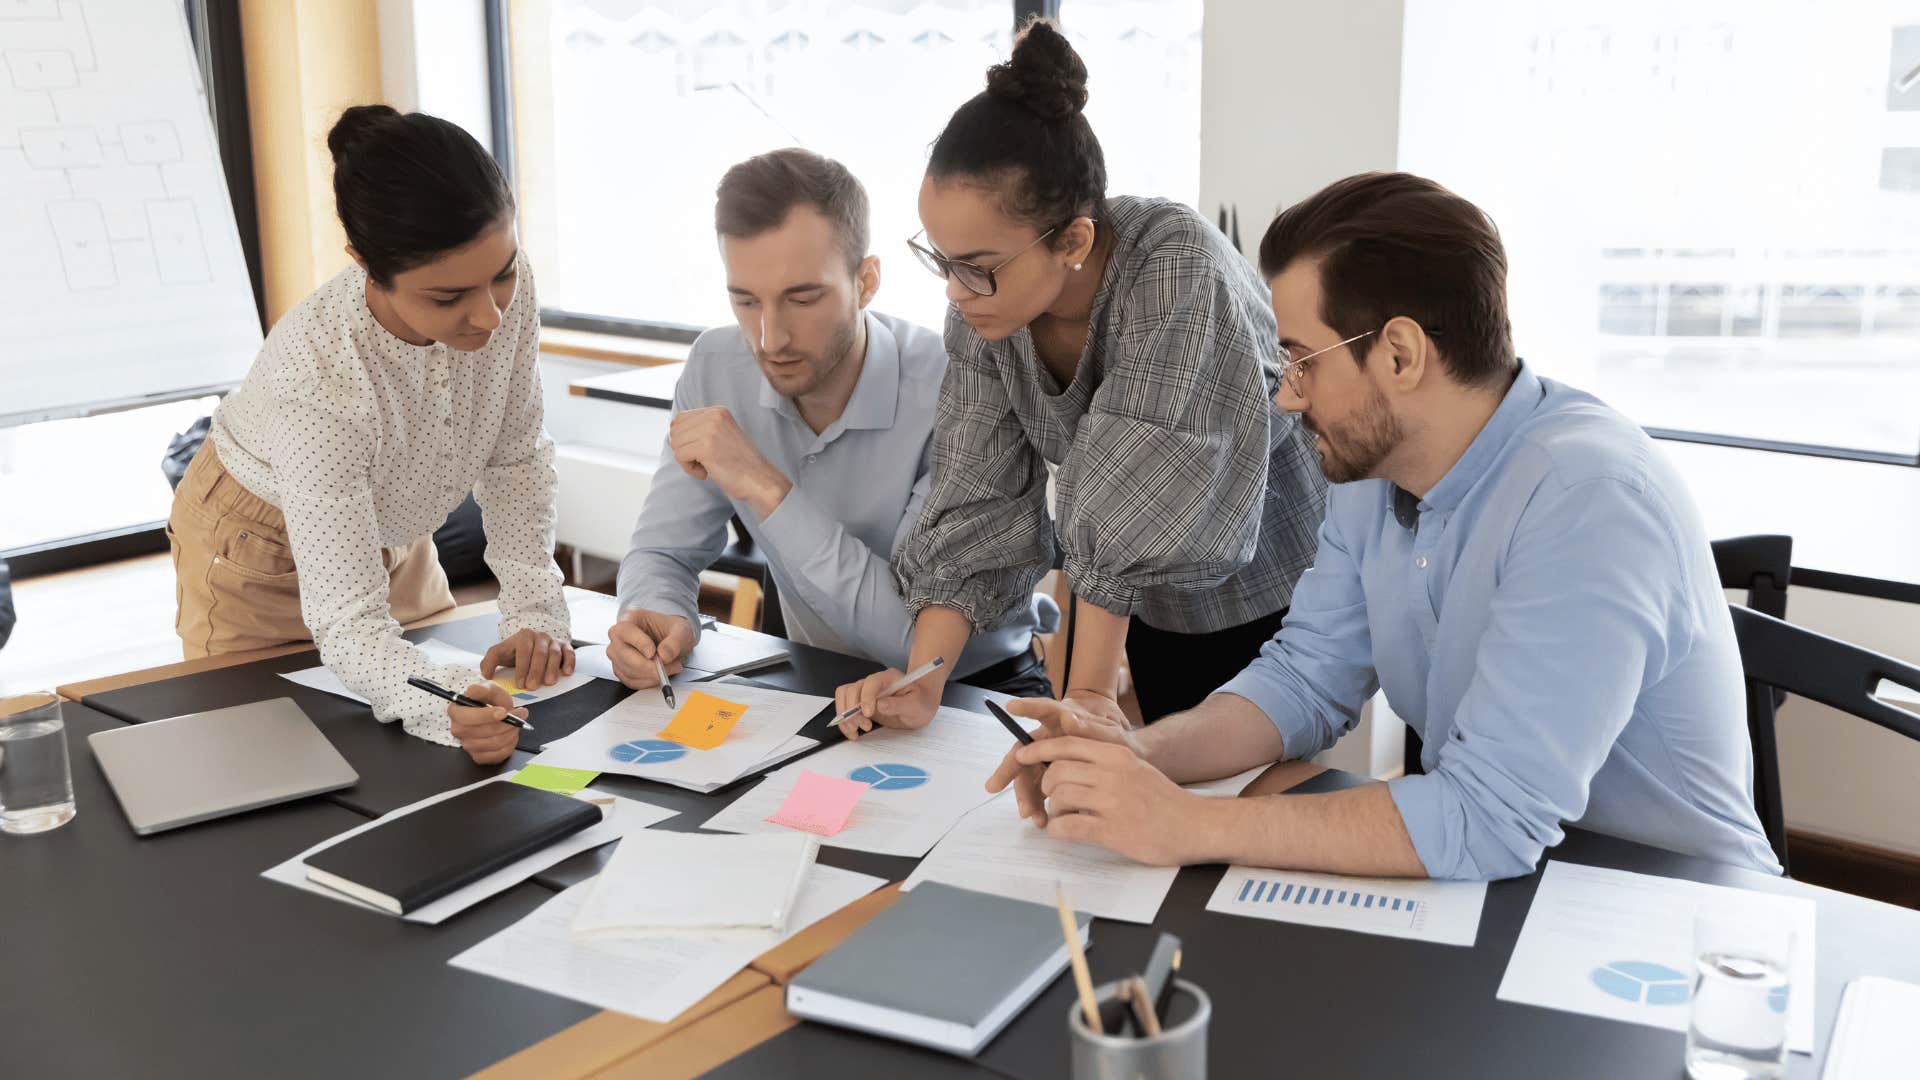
[239,0,384,324]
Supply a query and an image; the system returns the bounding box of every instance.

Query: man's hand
[985,694,1139,826]
[1018,733,1203,866]
[448,682,526,765]
[670,407,792,516]
[606,608,695,689]
[481,629,574,688]
[832,667,941,740]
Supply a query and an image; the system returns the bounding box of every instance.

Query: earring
[1072,263,1083,271]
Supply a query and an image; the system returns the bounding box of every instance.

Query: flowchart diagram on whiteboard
[0,0,261,425]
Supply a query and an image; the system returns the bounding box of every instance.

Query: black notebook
[303,782,600,915]
[785,883,1090,1057]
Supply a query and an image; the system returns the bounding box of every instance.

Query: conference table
[13,601,1920,1078]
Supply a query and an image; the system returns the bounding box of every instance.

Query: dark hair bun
[985,18,1088,121]
[327,103,402,164]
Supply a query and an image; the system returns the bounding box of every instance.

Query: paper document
[903,767,1266,924]
[280,637,601,707]
[571,831,818,937]
[685,627,791,677]
[1822,976,1920,1079]
[449,864,884,1022]
[567,591,620,644]
[701,707,1014,857]
[534,683,831,791]
[1496,861,1816,1052]
[261,774,674,923]
[1206,864,1487,947]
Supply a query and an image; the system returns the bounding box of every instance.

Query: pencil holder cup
[1067,978,1209,1080]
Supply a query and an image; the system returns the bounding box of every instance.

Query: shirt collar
[756,310,899,433]
[1411,361,1545,517]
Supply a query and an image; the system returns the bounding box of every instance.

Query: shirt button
[1415,556,1429,569]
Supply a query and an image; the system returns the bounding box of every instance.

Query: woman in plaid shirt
[834,19,1326,736]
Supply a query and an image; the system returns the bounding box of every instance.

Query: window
[502,0,1202,337]
[1400,0,1920,461]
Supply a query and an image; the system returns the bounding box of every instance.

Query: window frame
[482,0,1050,345]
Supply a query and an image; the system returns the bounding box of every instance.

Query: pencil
[1056,883,1102,1035]
[1126,975,1162,1038]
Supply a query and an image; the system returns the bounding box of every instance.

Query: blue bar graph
[1228,874,1423,930]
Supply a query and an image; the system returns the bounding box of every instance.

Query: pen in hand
[655,655,676,709]
[830,656,947,727]
[408,676,534,731]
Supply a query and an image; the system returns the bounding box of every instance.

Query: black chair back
[1728,604,1920,874]
[1711,534,1791,620]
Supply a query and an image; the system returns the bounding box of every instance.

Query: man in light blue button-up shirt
[611,150,1043,696]
[991,173,1778,881]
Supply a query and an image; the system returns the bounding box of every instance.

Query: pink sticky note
[765,769,871,837]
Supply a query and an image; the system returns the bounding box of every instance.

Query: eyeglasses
[908,228,1056,298]
[1278,325,1444,396]
[1279,329,1376,397]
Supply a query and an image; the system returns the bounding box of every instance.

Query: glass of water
[0,692,76,835]
[1686,905,1794,1079]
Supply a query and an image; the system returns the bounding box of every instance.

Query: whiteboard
[0,0,260,427]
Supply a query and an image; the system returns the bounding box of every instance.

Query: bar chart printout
[1205,866,1487,947]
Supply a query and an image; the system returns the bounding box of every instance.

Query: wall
[240,0,385,323]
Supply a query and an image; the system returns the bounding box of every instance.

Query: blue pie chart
[849,763,929,791]
[1591,961,1691,1006]
[609,739,687,765]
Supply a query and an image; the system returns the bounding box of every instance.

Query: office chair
[709,514,786,638]
[1728,604,1920,875]
[1403,534,1797,780]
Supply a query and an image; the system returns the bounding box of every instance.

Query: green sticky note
[512,764,600,795]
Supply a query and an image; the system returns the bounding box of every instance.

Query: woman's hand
[481,628,575,688]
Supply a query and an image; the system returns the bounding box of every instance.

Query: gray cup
[1068,978,1209,1080]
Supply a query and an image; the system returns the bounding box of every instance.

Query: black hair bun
[327,103,403,164]
[985,18,1088,122]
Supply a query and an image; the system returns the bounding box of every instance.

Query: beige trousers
[167,442,455,658]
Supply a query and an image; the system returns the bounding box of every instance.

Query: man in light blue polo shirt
[990,173,1779,880]
[609,148,1045,697]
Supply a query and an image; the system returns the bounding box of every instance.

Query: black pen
[408,676,534,731]
[984,699,1034,744]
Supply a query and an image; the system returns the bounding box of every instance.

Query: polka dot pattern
[207,253,570,747]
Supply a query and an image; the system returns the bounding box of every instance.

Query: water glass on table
[1687,905,1794,1079]
[0,692,76,835]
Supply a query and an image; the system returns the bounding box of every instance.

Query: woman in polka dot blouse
[167,105,569,761]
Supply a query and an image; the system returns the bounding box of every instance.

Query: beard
[1303,383,1402,484]
[754,313,862,399]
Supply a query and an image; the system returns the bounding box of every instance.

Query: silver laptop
[90,698,357,834]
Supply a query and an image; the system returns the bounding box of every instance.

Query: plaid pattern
[898,196,1328,635]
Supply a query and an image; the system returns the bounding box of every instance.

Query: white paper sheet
[572,831,818,937]
[448,864,884,1023]
[534,683,831,791]
[1823,976,1920,1079]
[1496,861,1817,1052]
[278,637,601,707]
[1205,864,1488,947]
[901,767,1267,924]
[700,707,1015,857]
[260,774,675,923]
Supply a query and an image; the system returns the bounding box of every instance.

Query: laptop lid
[89,698,357,834]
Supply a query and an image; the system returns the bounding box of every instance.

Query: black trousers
[959,645,1055,700]
[1125,606,1290,722]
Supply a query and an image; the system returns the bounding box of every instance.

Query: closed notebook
[303,782,600,915]
[785,882,1091,1057]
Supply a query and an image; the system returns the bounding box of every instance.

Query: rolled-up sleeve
[894,316,1054,632]
[1216,505,1378,757]
[1060,245,1272,615]
[476,271,571,646]
[1387,477,1689,881]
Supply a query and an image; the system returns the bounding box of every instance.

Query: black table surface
[7,703,595,1080]
[56,614,1920,1078]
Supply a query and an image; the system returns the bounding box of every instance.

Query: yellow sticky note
[490,675,539,701]
[511,764,600,795]
[656,689,749,751]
